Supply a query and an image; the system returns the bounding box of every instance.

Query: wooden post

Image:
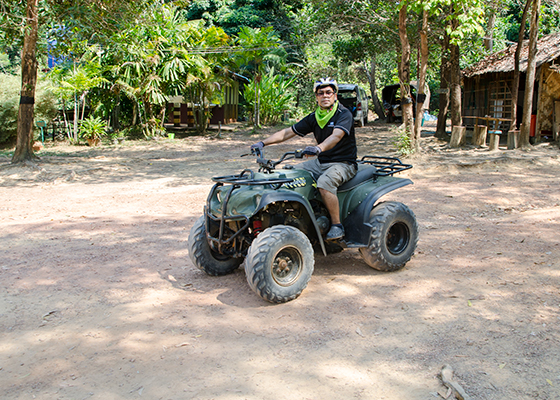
[449,126,466,148]
[186,109,194,127]
[473,125,487,146]
[507,130,519,150]
[488,131,501,151]
[173,103,181,127]
[553,100,560,142]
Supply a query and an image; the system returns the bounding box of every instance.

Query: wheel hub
[272,248,302,286]
[387,222,410,255]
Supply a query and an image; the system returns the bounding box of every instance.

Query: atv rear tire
[359,201,418,272]
[188,216,243,276]
[245,225,314,303]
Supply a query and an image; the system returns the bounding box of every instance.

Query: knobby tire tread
[188,216,242,276]
[245,226,314,303]
[359,201,418,272]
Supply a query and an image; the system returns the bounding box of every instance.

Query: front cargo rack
[212,168,293,188]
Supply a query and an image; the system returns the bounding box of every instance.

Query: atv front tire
[188,216,243,276]
[245,225,314,303]
[359,201,418,272]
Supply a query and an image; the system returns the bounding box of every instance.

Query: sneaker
[326,224,344,241]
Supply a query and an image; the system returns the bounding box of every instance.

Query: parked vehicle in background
[337,84,370,127]
[382,82,430,123]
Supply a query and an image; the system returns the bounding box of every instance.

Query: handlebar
[245,148,305,173]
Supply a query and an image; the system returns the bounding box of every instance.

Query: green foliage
[106,4,236,135]
[183,23,232,134]
[0,73,58,147]
[0,73,19,147]
[0,51,19,75]
[234,25,285,126]
[184,0,303,42]
[50,53,106,103]
[393,127,414,156]
[47,46,108,140]
[235,26,280,72]
[80,116,106,141]
[243,68,296,125]
[0,0,26,53]
[34,85,59,126]
[4,0,549,149]
[503,0,560,43]
[538,2,560,36]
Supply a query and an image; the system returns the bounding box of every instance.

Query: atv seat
[338,164,377,193]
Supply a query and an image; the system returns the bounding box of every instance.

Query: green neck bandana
[315,101,338,129]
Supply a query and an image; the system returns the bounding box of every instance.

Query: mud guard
[343,178,413,247]
[256,191,328,256]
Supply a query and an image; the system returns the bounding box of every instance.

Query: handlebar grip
[251,147,264,158]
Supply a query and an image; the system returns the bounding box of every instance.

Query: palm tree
[235,26,280,128]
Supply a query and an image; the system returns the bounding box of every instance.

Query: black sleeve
[333,108,353,135]
[292,112,316,137]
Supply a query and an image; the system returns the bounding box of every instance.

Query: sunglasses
[316,90,335,97]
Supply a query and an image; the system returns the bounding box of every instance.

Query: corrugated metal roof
[463,32,560,78]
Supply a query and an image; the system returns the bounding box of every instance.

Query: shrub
[0,74,20,147]
[392,126,414,156]
[244,69,296,125]
[0,73,59,148]
[80,116,106,141]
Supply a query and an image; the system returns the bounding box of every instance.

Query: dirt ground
[1,119,559,400]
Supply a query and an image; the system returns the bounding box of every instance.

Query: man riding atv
[251,78,357,241]
[188,78,418,303]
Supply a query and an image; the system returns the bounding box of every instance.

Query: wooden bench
[464,116,517,150]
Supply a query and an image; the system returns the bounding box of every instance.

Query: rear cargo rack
[359,156,412,176]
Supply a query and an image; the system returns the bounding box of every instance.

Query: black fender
[343,178,413,247]
[255,191,328,256]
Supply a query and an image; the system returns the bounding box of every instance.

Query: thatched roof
[463,32,560,78]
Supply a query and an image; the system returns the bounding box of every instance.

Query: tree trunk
[520,0,540,148]
[365,58,385,119]
[449,44,462,128]
[74,93,79,141]
[413,9,429,151]
[12,0,39,164]
[80,91,87,122]
[254,75,260,128]
[61,99,72,139]
[436,25,451,139]
[510,0,530,133]
[398,2,415,143]
[132,102,138,126]
[485,11,496,52]
[449,9,462,129]
[200,90,208,134]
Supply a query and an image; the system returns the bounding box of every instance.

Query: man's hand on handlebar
[250,141,264,155]
[302,145,321,157]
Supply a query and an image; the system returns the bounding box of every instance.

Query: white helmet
[313,77,338,93]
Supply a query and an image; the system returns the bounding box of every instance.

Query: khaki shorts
[296,158,357,194]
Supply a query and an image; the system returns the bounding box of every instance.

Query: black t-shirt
[292,102,357,164]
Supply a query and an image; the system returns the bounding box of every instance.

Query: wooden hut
[167,72,249,128]
[462,32,560,142]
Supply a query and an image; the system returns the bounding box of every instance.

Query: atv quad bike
[188,149,418,303]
